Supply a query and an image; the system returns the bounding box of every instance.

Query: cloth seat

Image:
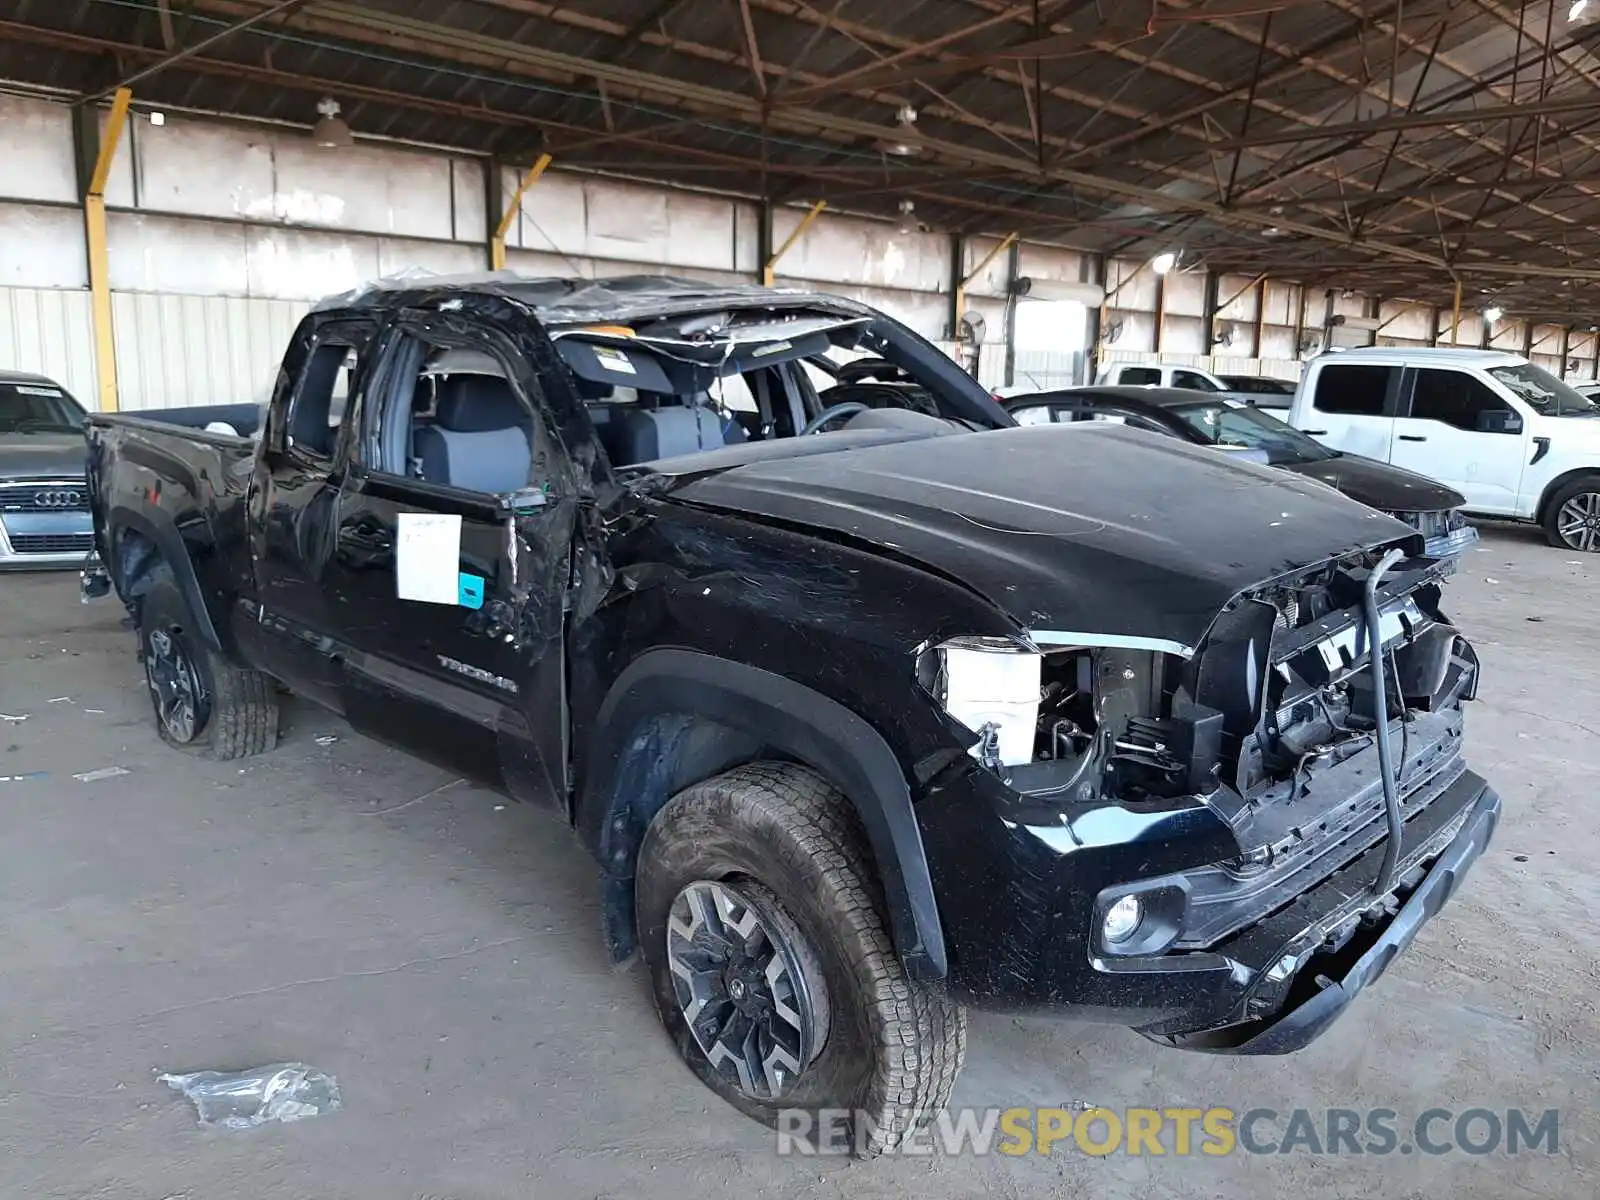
[412,376,532,492]
[613,405,725,464]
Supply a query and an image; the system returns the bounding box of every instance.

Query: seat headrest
[435,375,527,432]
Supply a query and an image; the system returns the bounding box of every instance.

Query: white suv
[1287,348,1600,551]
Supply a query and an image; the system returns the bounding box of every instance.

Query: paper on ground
[396,512,462,604]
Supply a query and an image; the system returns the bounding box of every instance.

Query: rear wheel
[1543,475,1600,551]
[635,762,965,1156]
[136,567,278,758]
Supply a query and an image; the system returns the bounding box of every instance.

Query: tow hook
[80,564,111,603]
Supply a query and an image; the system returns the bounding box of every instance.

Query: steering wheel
[800,401,872,436]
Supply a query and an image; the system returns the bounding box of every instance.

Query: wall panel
[0,286,97,401]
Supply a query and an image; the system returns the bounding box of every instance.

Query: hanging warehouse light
[311,97,353,149]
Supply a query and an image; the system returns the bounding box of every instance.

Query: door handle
[1302,429,1328,436]
[1398,434,1427,442]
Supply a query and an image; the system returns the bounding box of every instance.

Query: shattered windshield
[1487,363,1598,417]
[0,382,86,434]
[1168,401,1336,465]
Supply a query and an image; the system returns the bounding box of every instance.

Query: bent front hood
[1279,452,1464,513]
[673,425,1419,651]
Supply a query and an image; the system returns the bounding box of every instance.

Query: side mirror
[1477,409,1522,434]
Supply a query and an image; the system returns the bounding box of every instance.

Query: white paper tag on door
[395,512,462,604]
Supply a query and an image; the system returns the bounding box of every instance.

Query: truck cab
[1288,348,1600,551]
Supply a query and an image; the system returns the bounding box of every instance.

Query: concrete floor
[1,523,1594,1199]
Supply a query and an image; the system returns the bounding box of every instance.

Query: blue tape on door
[458,573,485,609]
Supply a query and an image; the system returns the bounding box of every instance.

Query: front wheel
[136,567,279,759]
[1543,475,1600,552]
[635,762,965,1156]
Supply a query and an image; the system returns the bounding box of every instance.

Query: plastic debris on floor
[73,766,130,782]
[159,1063,342,1130]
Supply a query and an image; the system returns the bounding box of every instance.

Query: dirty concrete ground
[0,523,1594,1200]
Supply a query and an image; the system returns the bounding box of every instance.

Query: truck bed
[84,408,259,625]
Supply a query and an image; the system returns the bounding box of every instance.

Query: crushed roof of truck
[313,271,873,328]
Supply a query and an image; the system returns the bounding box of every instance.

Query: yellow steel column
[85,87,132,412]
[1449,278,1463,346]
[762,200,826,287]
[491,153,553,271]
[954,231,1018,350]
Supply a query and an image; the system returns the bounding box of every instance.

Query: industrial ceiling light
[879,105,921,157]
[1150,250,1178,275]
[896,198,918,234]
[312,97,353,149]
[1484,305,1505,323]
[148,110,165,127]
[1569,0,1590,23]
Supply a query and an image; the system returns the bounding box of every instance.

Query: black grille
[0,482,89,513]
[9,533,94,554]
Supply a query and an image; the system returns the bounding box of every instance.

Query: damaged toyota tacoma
[81,275,1500,1153]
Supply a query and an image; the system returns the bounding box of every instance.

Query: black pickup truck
[83,274,1500,1153]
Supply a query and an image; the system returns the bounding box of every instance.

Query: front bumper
[917,753,1498,1050]
[1158,772,1499,1053]
[1423,523,1479,563]
[0,511,95,569]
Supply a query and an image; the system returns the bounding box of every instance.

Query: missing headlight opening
[924,547,1477,813]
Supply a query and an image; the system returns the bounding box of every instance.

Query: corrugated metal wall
[12,87,1588,411]
[110,292,307,411]
[0,287,97,402]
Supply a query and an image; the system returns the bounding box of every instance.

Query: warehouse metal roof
[7,1,1600,320]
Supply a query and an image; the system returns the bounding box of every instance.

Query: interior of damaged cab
[384,307,978,492]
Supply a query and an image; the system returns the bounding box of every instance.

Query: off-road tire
[135,565,278,759]
[636,762,966,1157]
[1541,474,1600,552]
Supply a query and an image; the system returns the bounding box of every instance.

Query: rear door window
[1117,366,1160,385]
[1312,364,1396,416]
[286,330,368,460]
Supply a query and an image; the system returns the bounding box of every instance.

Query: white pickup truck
[1094,362,1287,408]
[1286,347,1600,552]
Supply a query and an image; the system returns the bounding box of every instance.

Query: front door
[322,307,577,805]
[1391,367,1528,514]
[241,315,374,710]
[1300,362,1400,462]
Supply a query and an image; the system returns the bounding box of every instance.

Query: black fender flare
[106,503,223,650]
[578,648,948,981]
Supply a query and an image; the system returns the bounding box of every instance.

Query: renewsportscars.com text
[776,1106,1561,1158]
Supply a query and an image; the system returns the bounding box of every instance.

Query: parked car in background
[1008,385,1478,563]
[0,370,93,569]
[1094,361,1290,409]
[1287,348,1600,551]
[1097,361,1232,393]
[1217,374,1297,406]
